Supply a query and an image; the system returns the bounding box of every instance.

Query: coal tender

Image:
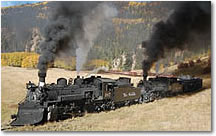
[10,72,202,126]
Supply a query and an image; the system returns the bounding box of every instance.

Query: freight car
[10,73,141,126]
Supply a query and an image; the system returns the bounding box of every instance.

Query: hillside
[3,1,205,71]
[10,88,211,131]
[1,1,171,52]
[1,62,211,131]
[2,2,211,71]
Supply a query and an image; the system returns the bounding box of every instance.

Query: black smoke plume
[142,1,211,77]
[38,2,117,73]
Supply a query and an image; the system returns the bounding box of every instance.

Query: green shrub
[1,52,110,71]
[21,54,39,68]
[54,57,76,70]
[85,59,109,70]
[1,52,38,67]
[1,59,7,66]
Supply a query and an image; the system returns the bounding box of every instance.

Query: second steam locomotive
[10,72,202,126]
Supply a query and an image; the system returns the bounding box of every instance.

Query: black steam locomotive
[137,76,203,103]
[10,72,202,126]
[10,72,141,126]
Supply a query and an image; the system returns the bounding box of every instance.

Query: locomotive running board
[10,102,45,126]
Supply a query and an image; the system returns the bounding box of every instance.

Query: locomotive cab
[103,83,114,99]
[93,78,116,100]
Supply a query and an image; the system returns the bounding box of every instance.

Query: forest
[1,1,211,71]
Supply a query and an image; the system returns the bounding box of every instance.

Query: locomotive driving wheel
[110,101,115,110]
[138,96,143,104]
[47,105,58,121]
[149,92,156,102]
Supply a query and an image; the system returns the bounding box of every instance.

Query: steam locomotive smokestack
[38,72,46,87]
[143,74,147,81]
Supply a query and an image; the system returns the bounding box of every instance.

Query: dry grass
[1,66,211,131]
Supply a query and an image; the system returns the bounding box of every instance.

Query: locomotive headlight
[26,81,33,89]
[26,83,30,89]
[39,82,45,87]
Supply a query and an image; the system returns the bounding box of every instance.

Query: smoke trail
[37,2,117,73]
[85,66,109,77]
[155,61,160,75]
[142,1,211,77]
[76,3,117,73]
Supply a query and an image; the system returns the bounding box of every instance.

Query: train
[137,75,203,103]
[10,72,202,126]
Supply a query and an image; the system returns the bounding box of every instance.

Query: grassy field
[1,66,211,131]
